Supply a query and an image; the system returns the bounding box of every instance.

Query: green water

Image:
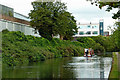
[2,56,112,79]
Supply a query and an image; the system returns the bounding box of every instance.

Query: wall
[73,23,100,37]
[0,14,30,25]
[0,19,40,37]
[14,12,30,21]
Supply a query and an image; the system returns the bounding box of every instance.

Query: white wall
[74,23,99,37]
[0,19,40,37]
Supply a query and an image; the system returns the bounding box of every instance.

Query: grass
[109,52,119,80]
[118,52,120,79]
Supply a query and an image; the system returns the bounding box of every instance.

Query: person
[85,49,88,60]
[85,49,87,56]
[86,49,88,57]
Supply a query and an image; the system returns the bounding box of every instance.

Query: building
[73,19,104,38]
[0,4,108,39]
[0,4,40,37]
[0,4,61,38]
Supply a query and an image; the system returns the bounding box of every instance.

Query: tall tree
[111,22,120,51]
[55,11,77,40]
[29,1,67,40]
[63,13,78,40]
[29,1,77,40]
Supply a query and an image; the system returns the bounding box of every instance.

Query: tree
[56,11,77,40]
[29,1,66,40]
[77,37,105,53]
[63,15,77,40]
[111,22,120,51]
[87,0,120,19]
[92,35,116,52]
[29,1,77,40]
[86,0,120,52]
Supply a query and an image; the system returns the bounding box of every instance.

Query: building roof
[0,4,30,22]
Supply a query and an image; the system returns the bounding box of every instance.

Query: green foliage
[56,11,77,40]
[92,43,105,53]
[92,35,109,51]
[92,34,119,52]
[77,37,105,53]
[77,27,120,53]
[2,30,84,66]
[110,22,120,51]
[29,1,77,40]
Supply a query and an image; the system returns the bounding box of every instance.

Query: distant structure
[73,19,104,38]
[0,4,60,38]
[0,4,40,37]
[99,19,104,36]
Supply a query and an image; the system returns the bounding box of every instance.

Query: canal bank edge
[108,52,119,80]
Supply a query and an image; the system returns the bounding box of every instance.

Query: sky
[0,0,118,33]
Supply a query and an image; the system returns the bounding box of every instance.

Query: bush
[92,35,116,52]
[92,43,105,53]
[77,37,105,53]
[2,30,84,66]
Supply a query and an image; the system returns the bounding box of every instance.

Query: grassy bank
[2,30,84,66]
[2,29,116,66]
[109,52,119,79]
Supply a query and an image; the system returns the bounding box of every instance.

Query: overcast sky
[0,0,118,31]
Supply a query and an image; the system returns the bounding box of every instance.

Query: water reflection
[2,55,112,79]
[66,56,112,78]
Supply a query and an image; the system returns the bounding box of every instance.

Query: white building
[73,20,104,38]
[0,4,40,37]
[0,4,60,38]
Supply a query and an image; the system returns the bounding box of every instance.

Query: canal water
[2,55,112,79]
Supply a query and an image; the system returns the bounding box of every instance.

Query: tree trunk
[60,35,64,40]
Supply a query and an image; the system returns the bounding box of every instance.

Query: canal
[2,55,112,79]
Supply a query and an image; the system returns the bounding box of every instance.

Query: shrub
[77,37,105,53]
[2,30,84,66]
